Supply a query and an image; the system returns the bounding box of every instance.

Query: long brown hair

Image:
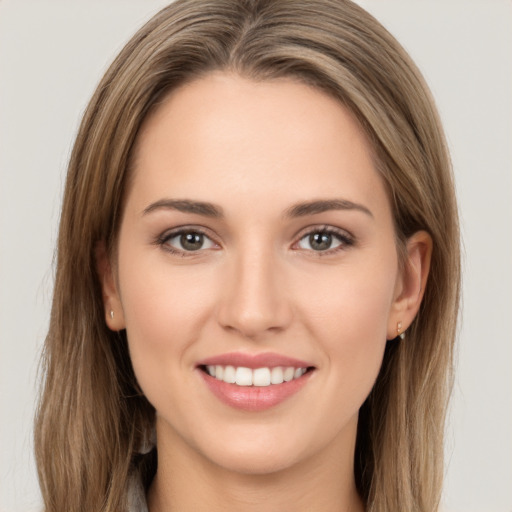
[35,1,460,510]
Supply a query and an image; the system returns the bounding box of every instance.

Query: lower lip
[199,370,313,412]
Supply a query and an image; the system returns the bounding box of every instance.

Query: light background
[0,1,511,511]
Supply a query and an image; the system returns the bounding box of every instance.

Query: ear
[387,231,432,340]
[95,242,126,331]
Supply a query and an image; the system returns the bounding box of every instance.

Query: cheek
[300,255,396,335]
[296,253,397,397]
[116,245,218,379]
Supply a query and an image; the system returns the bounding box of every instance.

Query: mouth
[199,364,313,387]
[196,352,316,411]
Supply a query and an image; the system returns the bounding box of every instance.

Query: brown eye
[164,230,216,252]
[308,232,334,251]
[296,229,352,253]
[180,232,204,251]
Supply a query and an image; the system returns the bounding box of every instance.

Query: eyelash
[155,226,216,257]
[294,225,355,256]
[155,225,355,257]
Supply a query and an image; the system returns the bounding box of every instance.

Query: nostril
[217,302,293,339]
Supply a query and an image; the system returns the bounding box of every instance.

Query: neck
[147,417,364,512]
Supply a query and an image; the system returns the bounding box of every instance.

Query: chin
[185,421,332,478]
[203,443,307,477]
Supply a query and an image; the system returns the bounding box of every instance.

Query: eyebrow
[142,199,223,218]
[142,197,373,219]
[284,199,373,219]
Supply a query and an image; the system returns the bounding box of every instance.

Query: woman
[34,0,460,511]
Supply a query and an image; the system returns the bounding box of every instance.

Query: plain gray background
[1,1,511,511]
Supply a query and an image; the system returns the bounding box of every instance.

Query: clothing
[127,469,149,512]
[127,427,156,510]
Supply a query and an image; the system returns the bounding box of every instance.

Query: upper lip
[196,352,313,369]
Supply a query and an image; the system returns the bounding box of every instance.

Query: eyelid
[154,223,355,256]
[292,224,355,254]
[155,225,221,255]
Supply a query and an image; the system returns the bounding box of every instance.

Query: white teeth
[205,364,308,386]
[223,365,236,384]
[283,367,295,382]
[253,368,271,386]
[294,368,304,379]
[270,367,284,384]
[235,367,253,386]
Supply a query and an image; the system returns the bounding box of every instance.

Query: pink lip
[196,351,312,369]
[199,371,313,412]
[196,352,315,412]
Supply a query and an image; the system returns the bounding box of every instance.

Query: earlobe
[95,242,126,331]
[387,231,432,340]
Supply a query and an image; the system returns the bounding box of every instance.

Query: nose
[216,247,293,339]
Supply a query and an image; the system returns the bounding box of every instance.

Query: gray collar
[127,469,149,512]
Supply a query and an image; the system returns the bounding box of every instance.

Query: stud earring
[397,321,405,340]
[109,310,114,319]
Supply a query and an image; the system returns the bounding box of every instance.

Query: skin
[99,72,431,511]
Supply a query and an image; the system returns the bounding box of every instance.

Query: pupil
[181,232,203,251]
[310,232,332,251]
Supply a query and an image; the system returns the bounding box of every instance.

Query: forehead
[128,72,391,220]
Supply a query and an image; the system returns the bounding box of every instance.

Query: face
[105,73,408,475]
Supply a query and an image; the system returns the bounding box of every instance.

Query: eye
[161,229,217,253]
[296,228,353,253]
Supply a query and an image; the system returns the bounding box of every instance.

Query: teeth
[283,367,295,382]
[270,367,283,384]
[205,365,308,386]
[235,367,253,386]
[223,365,236,383]
[253,368,271,386]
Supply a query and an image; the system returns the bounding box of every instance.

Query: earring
[397,321,405,340]
[109,310,114,319]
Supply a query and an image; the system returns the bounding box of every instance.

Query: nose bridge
[217,241,291,338]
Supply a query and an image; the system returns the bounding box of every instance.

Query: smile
[203,365,308,386]
[196,352,315,411]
